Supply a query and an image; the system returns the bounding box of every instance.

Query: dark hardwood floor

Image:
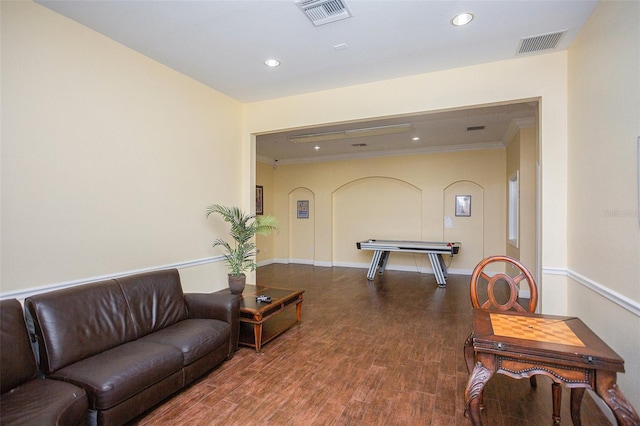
[134,264,611,425]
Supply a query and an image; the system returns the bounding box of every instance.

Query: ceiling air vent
[295,0,353,26]
[517,30,566,55]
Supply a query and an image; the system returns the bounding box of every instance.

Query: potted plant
[205,204,279,294]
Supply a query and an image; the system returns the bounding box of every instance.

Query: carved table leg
[570,388,585,426]
[594,370,640,426]
[465,361,494,425]
[464,332,475,374]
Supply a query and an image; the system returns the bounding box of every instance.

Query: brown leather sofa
[1,298,88,425]
[24,269,240,426]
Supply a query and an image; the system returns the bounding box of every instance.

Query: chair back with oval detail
[469,255,538,313]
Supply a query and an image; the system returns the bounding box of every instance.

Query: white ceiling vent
[295,0,353,26]
[516,30,566,55]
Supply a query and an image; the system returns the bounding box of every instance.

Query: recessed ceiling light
[412,136,420,141]
[451,13,474,26]
[264,58,280,67]
[314,145,320,151]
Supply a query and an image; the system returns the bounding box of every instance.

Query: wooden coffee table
[236,285,304,352]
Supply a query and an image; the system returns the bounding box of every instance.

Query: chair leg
[552,382,562,424]
[570,388,585,426]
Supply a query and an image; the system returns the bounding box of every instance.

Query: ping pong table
[356,239,461,286]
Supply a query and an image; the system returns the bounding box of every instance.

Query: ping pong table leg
[366,250,382,280]
[377,251,390,275]
[438,254,448,278]
[428,253,447,286]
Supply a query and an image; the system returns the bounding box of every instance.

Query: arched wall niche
[288,187,315,264]
[333,176,422,270]
[443,180,485,270]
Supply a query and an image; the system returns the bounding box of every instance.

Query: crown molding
[257,141,504,166]
[503,117,536,146]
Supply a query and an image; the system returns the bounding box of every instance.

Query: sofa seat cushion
[139,319,230,365]
[0,378,88,426]
[49,340,183,410]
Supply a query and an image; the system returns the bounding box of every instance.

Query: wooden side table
[464,309,639,425]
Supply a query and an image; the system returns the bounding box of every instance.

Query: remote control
[256,295,271,303]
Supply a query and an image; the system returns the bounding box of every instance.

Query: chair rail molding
[0,256,224,301]
[543,267,640,318]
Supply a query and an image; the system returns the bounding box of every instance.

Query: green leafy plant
[205,204,279,276]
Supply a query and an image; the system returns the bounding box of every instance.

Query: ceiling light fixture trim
[451,12,474,26]
[289,123,414,143]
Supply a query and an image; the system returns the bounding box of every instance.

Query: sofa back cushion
[116,269,188,339]
[25,280,136,374]
[1,299,37,393]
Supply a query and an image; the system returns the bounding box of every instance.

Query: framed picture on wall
[297,200,309,219]
[256,185,263,215]
[455,195,471,217]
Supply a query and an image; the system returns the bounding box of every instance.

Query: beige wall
[1,1,243,294]
[567,1,640,408]
[506,126,538,277]
[519,127,538,278]
[255,161,277,264]
[262,149,506,274]
[506,132,522,261]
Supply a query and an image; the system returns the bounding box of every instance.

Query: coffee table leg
[254,323,263,352]
[296,300,303,323]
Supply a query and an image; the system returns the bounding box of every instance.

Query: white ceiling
[37,0,597,163]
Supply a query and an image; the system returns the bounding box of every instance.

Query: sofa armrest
[184,293,241,357]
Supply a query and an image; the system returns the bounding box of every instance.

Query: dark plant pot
[228,274,246,295]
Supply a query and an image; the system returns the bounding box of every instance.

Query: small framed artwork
[256,185,263,215]
[297,200,309,219]
[455,195,471,217]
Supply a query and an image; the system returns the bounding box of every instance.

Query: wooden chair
[464,255,563,424]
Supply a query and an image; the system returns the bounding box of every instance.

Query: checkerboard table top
[490,312,585,347]
[471,309,625,369]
